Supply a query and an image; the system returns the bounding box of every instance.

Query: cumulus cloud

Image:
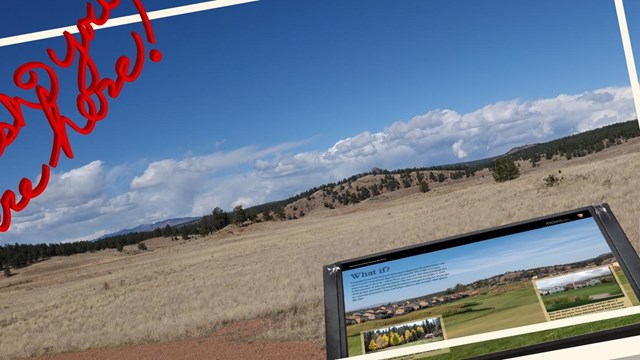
[452,140,468,159]
[9,161,109,238]
[257,87,634,178]
[4,86,635,244]
[37,160,106,208]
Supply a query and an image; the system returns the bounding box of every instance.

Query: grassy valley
[0,130,639,359]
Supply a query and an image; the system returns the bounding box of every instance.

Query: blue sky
[0,0,638,243]
[342,218,613,312]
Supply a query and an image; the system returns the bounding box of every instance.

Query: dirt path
[26,320,325,360]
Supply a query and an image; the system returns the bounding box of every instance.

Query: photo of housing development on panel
[536,266,625,314]
[346,291,479,326]
[342,218,640,358]
[361,317,444,354]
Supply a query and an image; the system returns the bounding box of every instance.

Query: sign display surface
[324,204,640,359]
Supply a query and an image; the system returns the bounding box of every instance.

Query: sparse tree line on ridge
[1,120,638,276]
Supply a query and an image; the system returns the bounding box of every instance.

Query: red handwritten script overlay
[0,0,162,232]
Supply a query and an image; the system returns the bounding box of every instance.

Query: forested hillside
[1,120,638,273]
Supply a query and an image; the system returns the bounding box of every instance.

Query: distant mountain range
[98,217,199,239]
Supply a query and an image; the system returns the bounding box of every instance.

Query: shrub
[419,181,429,193]
[544,174,562,187]
[137,242,148,251]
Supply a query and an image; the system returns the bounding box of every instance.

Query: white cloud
[452,140,468,159]
[258,87,634,178]
[9,161,110,238]
[37,160,106,208]
[3,86,635,244]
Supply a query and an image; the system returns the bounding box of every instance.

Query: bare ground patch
[23,319,324,360]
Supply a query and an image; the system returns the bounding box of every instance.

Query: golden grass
[0,139,639,359]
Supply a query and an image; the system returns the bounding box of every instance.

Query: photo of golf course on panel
[341,216,640,357]
[361,316,446,356]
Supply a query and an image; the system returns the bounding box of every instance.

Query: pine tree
[199,216,212,236]
[162,224,172,237]
[358,186,370,200]
[212,207,229,230]
[246,209,258,223]
[232,205,247,226]
[492,156,520,182]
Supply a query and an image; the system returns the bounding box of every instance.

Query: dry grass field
[1,139,639,359]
